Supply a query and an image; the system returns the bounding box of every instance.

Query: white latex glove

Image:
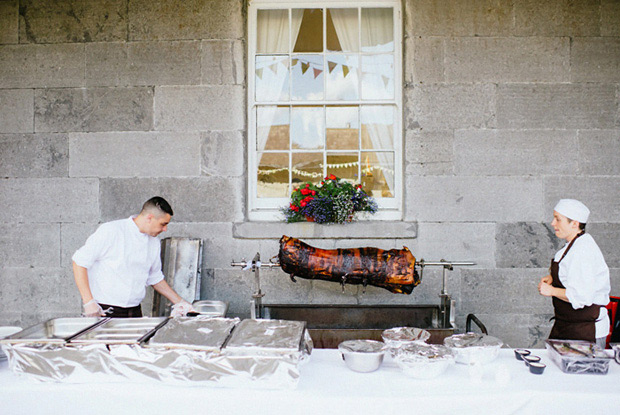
[83,299,104,317]
[171,300,194,317]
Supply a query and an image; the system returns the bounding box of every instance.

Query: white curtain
[332,8,394,196]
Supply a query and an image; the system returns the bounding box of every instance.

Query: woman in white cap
[538,199,611,348]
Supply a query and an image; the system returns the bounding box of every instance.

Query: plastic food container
[514,348,530,360]
[338,340,385,373]
[444,333,503,365]
[610,343,620,365]
[546,339,611,375]
[382,327,430,357]
[394,343,454,379]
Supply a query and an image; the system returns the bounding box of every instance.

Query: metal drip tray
[1,318,106,344]
[70,317,168,345]
[261,304,454,348]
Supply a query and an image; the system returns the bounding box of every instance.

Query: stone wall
[0,0,618,348]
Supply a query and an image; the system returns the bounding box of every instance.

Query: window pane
[327,152,359,183]
[326,106,358,149]
[292,152,323,184]
[327,9,358,52]
[361,151,394,198]
[326,54,359,101]
[256,56,289,101]
[291,106,324,149]
[257,152,289,198]
[257,9,289,53]
[360,106,394,150]
[257,106,289,151]
[293,9,323,53]
[292,54,324,100]
[361,54,394,100]
[361,8,393,52]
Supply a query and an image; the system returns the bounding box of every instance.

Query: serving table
[1,348,618,415]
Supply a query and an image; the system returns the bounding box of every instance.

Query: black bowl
[529,362,546,374]
[523,355,541,366]
[514,349,531,360]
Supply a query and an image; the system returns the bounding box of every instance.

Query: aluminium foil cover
[224,319,306,355]
[147,317,239,352]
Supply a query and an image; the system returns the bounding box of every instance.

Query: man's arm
[72,262,104,316]
[151,279,183,305]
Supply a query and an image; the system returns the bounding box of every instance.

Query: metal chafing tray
[224,319,306,355]
[0,317,108,344]
[70,317,169,345]
[147,317,239,352]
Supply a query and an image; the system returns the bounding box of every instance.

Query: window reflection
[361,151,394,198]
[257,106,289,151]
[292,54,324,101]
[255,55,289,101]
[291,106,324,149]
[326,54,359,101]
[361,54,394,100]
[327,152,358,183]
[257,152,289,198]
[361,8,393,52]
[292,152,323,184]
[326,106,358,150]
[361,106,394,150]
[327,9,359,52]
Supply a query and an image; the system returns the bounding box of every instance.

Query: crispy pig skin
[278,235,420,294]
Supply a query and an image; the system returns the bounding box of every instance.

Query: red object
[606,297,619,348]
[305,215,314,222]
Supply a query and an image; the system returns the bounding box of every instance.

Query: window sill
[232,220,417,240]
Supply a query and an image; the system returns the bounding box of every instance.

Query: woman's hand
[538,281,555,297]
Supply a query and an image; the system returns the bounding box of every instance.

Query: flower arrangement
[282,174,378,224]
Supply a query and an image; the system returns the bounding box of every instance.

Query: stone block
[460,268,551,315]
[445,37,570,83]
[154,86,245,131]
[201,130,245,177]
[602,0,620,36]
[456,313,552,349]
[408,37,444,85]
[406,176,544,222]
[405,130,454,176]
[0,44,85,88]
[69,132,201,177]
[0,89,33,133]
[0,0,18,44]
[496,223,564,268]
[18,0,127,43]
[232,221,418,240]
[544,177,620,222]
[60,223,100,267]
[514,0,600,36]
[100,177,244,223]
[0,223,60,267]
[497,84,616,129]
[207,269,255,318]
[588,224,620,269]
[611,268,620,295]
[260,268,313,305]
[407,0,512,36]
[35,87,153,132]
[128,0,244,41]
[406,84,496,130]
[0,268,80,317]
[571,38,620,82]
[0,133,68,177]
[416,222,496,268]
[579,130,620,175]
[454,130,579,176]
[85,41,201,87]
[201,40,245,85]
[0,178,99,222]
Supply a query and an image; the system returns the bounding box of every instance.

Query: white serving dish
[444,333,503,365]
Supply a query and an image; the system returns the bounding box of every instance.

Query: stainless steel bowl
[191,300,228,317]
[338,340,385,373]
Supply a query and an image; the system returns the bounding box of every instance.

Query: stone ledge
[232,221,418,240]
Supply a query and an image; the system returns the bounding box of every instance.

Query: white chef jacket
[72,217,165,308]
[555,233,611,338]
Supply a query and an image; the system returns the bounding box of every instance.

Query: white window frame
[247,0,403,221]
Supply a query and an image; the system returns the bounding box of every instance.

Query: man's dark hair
[142,196,173,216]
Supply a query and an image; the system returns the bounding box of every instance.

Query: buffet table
[1,348,619,415]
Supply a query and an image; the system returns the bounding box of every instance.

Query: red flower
[300,201,307,207]
[300,188,310,195]
[305,183,310,188]
[311,190,316,195]
[290,204,299,211]
[356,184,362,189]
[328,174,337,181]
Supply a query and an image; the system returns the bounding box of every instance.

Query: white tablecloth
[1,349,619,415]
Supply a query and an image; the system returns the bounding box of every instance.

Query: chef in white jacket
[538,199,610,348]
[72,196,193,318]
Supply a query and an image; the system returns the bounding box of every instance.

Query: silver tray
[0,318,107,344]
[70,317,168,345]
[147,317,239,352]
[225,319,306,354]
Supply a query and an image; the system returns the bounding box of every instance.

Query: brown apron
[548,232,600,342]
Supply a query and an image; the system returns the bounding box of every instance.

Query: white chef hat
[554,199,590,223]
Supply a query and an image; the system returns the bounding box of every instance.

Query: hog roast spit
[231,236,478,348]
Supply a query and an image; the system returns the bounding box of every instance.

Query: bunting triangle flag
[313,67,323,79]
[342,65,349,78]
[256,67,263,79]
[301,62,309,74]
[328,61,337,73]
[382,75,390,87]
[269,63,278,74]
[292,58,299,66]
